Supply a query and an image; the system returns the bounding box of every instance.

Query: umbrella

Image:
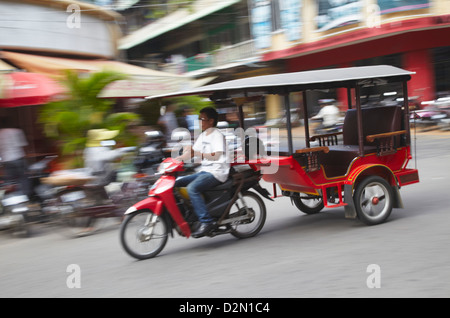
[0,72,64,108]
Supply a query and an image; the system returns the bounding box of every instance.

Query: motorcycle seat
[176,178,234,200]
[208,178,234,191]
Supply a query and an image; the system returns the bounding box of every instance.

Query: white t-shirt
[313,105,340,126]
[193,128,230,183]
[83,146,122,175]
[0,128,28,162]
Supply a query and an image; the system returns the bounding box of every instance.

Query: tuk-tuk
[149,65,419,225]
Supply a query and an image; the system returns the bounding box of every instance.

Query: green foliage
[168,95,213,114]
[39,70,141,168]
[143,0,195,19]
[137,95,213,126]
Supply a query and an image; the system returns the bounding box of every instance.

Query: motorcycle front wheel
[230,191,266,239]
[120,210,168,260]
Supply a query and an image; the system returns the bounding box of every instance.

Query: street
[1,133,450,298]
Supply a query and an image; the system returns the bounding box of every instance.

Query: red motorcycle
[120,157,271,260]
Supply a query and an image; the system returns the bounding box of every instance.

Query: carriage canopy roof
[147,65,415,101]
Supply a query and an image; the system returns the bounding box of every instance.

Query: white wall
[0,1,118,57]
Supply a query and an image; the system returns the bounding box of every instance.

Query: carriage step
[321,184,347,208]
[324,200,347,208]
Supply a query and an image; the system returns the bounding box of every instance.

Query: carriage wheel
[354,176,394,225]
[292,193,324,214]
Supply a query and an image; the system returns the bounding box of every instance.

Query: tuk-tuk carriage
[149,65,420,226]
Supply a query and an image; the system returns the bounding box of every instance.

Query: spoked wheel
[292,193,324,214]
[55,189,97,237]
[120,210,168,260]
[354,176,394,225]
[229,191,266,239]
[58,208,97,237]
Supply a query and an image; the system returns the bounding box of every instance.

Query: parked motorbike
[0,155,58,237]
[45,147,151,237]
[120,157,272,260]
[133,130,166,175]
[0,182,33,237]
[410,97,450,131]
[27,155,57,202]
[53,175,151,237]
[411,105,447,131]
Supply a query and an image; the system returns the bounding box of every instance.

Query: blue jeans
[175,171,221,223]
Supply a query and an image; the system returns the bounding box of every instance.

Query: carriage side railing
[294,146,330,172]
[366,130,407,156]
[309,132,343,147]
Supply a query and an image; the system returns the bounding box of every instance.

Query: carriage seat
[319,105,403,177]
[341,105,403,150]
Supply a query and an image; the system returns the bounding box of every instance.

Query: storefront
[265,17,450,105]
[259,1,450,110]
[0,51,201,159]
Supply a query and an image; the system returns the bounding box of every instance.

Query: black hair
[199,107,218,127]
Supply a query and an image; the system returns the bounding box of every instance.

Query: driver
[175,107,229,238]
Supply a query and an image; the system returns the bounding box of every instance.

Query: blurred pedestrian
[311,99,340,131]
[158,103,179,141]
[83,129,123,185]
[0,117,30,195]
[81,128,126,234]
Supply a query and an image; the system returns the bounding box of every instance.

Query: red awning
[0,72,64,107]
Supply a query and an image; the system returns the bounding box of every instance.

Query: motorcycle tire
[230,191,266,239]
[120,210,168,260]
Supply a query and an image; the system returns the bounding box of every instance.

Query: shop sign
[280,0,302,41]
[316,0,363,32]
[250,0,272,49]
[378,0,429,14]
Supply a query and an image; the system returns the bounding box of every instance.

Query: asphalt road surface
[1,133,449,298]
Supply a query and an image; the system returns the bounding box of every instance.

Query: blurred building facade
[0,0,190,157]
[0,0,122,58]
[119,0,450,120]
[0,0,123,156]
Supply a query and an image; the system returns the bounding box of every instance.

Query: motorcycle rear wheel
[120,210,168,260]
[230,191,266,239]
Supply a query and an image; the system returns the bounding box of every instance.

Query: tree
[39,70,140,168]
[137,95,213,126]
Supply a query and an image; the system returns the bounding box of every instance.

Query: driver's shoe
[192,222,215,238]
